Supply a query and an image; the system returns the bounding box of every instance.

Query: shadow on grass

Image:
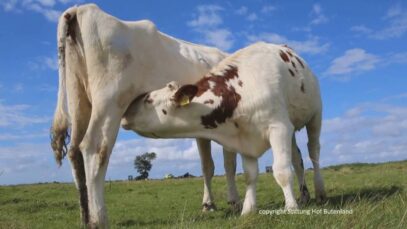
[326,185,402,208]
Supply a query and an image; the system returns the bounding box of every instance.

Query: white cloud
[1,0,18,11]
[0,131,48,141]
[261,5,276,14]
[111,139,201,168]
[235,6,248,15]
[350,25,373,34]
[203,29,234,50]
[351,5,407,40]
[38,84,57,92]
[37,0,56,7]
[292,4,328,32]
[246,13,258,21]
[322,101,407,165]
[247,33,330,55]
[29,56,58,71]
[187,5,223,27]
[0,101,50,127]
[234,6,258,21]
[326,48,380,76]
[1,0,79,22]
[13,83,24,92]
[310,4,328,25]
[188,4,234,50]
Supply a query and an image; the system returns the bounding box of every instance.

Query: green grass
[1,160,406,228]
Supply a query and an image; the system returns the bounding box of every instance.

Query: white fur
[52,4,240,228]
[123,42,326,214]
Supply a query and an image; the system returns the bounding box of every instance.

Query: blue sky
[0,0,406,185]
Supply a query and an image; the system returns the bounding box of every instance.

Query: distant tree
[134,152,156,180]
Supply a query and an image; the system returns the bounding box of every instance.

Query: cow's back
[67,4,228,106]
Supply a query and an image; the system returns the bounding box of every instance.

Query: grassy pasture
[0,160,406,228]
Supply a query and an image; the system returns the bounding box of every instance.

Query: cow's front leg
[241,155,258,215]
[80,102,123,229]
[196,138,216,211]
[223,149,240,211]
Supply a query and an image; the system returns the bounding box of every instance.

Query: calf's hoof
[202,203,216,212]
[241,203,256,215]
[227,201,241,212]
[285,202,299,210]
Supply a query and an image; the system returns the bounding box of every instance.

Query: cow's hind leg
[65,55,92,226]
[196,138,216,211]
[291,135,310,205]
[67,90,91,226]
[80,100,124,229]
[306,112,327,203]
[269,121,298,210]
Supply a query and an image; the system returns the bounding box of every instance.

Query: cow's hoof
[316,193,327,204]
[299,191,311,205]
[227,201,241,212]
[202,203,216,212]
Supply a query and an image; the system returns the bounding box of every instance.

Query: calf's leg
[306,113,327,203]
[291,135,310,205]
[269,122,298,210]
[241,155,258,215]
[196,138,216,211]
[223,149,240,211]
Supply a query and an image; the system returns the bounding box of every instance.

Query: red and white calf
[122,42,327,214]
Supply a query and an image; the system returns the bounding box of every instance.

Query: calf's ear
[173,85,198,107]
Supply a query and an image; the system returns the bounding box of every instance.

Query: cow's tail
[51,6,77,166]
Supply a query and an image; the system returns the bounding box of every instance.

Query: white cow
[122,42,327,215]
[50,4,240,228]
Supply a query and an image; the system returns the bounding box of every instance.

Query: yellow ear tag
[180,95,190,106]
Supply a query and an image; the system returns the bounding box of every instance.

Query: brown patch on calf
[144,94,153,104]
[195,65,239,97]
[197,66,241,129]
[279,50,290,63]
[204,99,214,104]
[301,82,305,93]
[295,56,305,68]
[283,44,294,50]
[173,85,198,105]
[238,80,243,87]
[162,109,167,115]
[291,61,297,69]
[234,122,239,128]
[287,50,294,57]
[289,69,295,77]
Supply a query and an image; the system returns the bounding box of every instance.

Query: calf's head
[121,81,206,138]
